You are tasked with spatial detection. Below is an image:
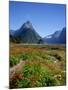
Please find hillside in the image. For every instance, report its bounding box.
[10,44,66,88]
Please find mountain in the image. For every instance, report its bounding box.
[10,30,15,36]
[10,21,44,44]
[59,27,66,44]
[43,27,66,44]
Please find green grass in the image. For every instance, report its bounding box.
[10,44,66,88]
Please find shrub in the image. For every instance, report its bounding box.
[38,74,57,86]
[17,79,30,88]
[18,53,30,60]
[23,63,41,78]
[10,56,19,67]
[54,54,62,61]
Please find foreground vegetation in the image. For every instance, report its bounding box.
[9,44,66,88]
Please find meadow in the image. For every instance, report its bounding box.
[9,44,66,88]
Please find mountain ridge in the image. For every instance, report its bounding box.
[10,21,44,44]
[10,21,66,44]
[43,27,66,44]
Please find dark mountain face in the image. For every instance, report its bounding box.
[43,27,66,44]
[52,31,61,38]
[59,27,66,44]
[10,21,44,44]
[10,30,15,36]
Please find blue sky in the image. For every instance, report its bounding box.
[9,1,66,37]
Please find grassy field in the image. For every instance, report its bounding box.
[9,44,66,89]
